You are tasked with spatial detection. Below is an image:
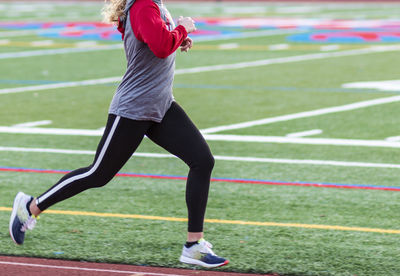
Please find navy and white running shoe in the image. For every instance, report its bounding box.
[9,192,37,245]
[179,238,229,268]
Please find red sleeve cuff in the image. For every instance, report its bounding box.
[175,25,188,39]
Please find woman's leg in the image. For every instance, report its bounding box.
[145,102,214,238]
[34,114,153,213]
[146,102,228,268]
[11,114,152,245]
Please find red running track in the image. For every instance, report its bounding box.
[0,256,275,276]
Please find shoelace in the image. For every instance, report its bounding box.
[199,239,216,255]
[20,216,37,232]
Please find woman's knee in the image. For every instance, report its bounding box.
[89,172,115,188]
[191,152,215,172]
[80,165,115,189]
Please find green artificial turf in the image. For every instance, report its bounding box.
[1,1,400,275]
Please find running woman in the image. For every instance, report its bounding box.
[9,0,228,268]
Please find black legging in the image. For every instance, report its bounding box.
[36,102,214,232]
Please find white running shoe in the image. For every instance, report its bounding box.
[179,238,229,268]
[9,192,37,245]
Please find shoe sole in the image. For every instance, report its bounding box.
[179,255,229,268]
[9,192,24,245]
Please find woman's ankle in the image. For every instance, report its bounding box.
[29,198,42,217]
[187,232,203,242]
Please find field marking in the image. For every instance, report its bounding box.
[0,28,299,41]
[0,206,399,234]
[193,44,360,52]
[193,29,304,42]
[173,45,400,75]
[0,126,104,135]
[0,28,81,38]
[0,146,96,155]
[343,79,400,92]
[0,261,184,276]
[12,120,52,128]
[30,40,55,47]
[2,146,400,169]
[205,134,400,149]
[0,41,104,48]
[0,39,10,45]
[3,166,400,192]
[218,43,239,50]
[268,43,290,51]
[0,44,123,60]
[320,45,340,52]
[3,125,400,148]
[386,136,400,142]
[1,44,400,94]
[200,94,400,133]
[75,41,98,47]
[2,125,400,149]
[0,77,121,95]
[286,129,322,137]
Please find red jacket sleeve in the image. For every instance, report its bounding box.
[130,1,188,58]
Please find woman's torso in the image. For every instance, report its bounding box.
[109,0,176,122]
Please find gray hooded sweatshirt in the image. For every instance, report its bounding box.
[109,0,185,122]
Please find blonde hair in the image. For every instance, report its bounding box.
[102,0,127,24]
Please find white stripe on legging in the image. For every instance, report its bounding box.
[36,116,121,205]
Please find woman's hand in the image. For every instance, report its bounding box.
[180,37,193,52]
[177,16,196,33]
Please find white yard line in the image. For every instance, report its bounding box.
[343,79,400,92]
[1,44,399,95]
[320,45,340,52]
[0,39,10,45]
[0,126,103,136]
[0,77,122,95]
[0,44,123,60]
[385,136,400,142]
[286,129,322,137]
[218,43,239,50]
[75,41,98,47]
[1,126,400,149]
[200,94,400,133]
[268,44,290,51]
[12,120,52,128]
[0,146,95,155]
[204,134,400,148]
[1,146,400,169]
[174,45,400,75]
[30,40,55,47]
[213,155,400,169]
